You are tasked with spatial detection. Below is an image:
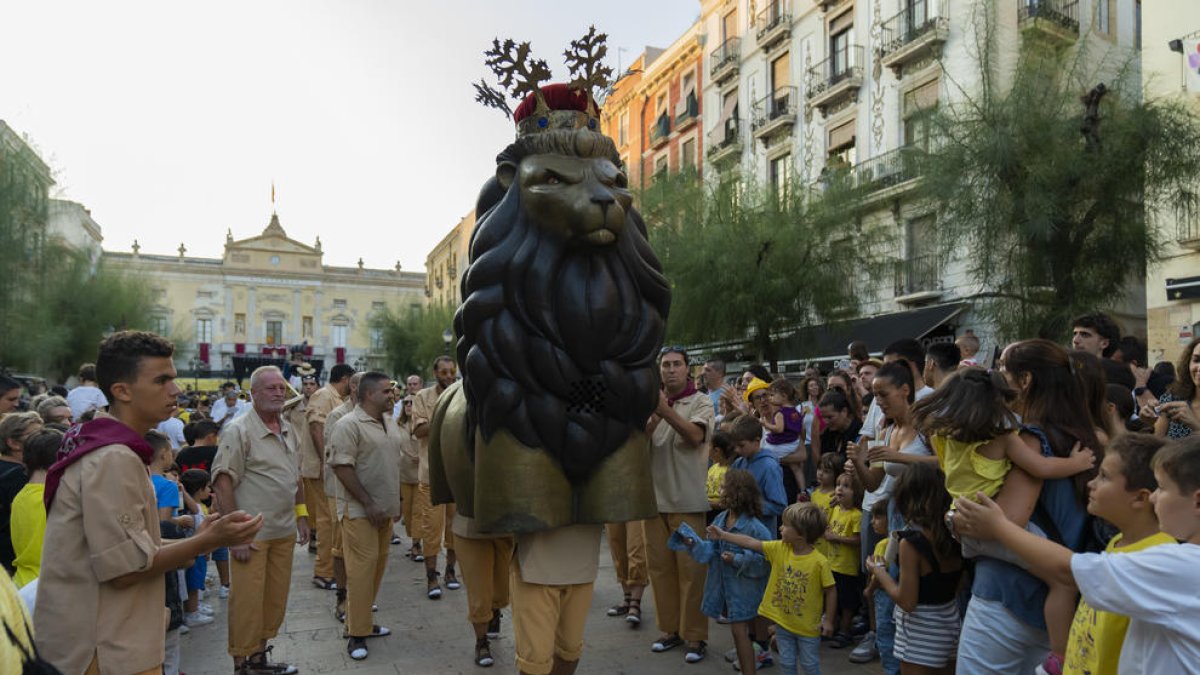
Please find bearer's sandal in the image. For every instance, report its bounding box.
[625,598,642,628]
[239,646,298,674]
[606,594,632,617]
[474,637,495,667]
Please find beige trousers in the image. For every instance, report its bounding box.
[227,536,294,656]
[644,512,709,642]
[341,516,391,637]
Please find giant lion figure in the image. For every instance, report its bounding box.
[428,86,671,533]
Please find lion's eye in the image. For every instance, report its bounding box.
[545,174,562,185]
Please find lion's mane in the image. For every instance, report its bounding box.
[454,132,671,485]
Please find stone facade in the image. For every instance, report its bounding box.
[104,213,426,374]
[692,0,1143,364]
[1142,0,1200,364]
[424,209,474,307]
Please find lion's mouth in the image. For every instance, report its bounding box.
[581,229,616,245]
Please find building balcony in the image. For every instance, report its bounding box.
[894,253,943,304]
[880,0,949,75]
[710,37,741,85]
[1018,0,1079,45]
[818,0,851,12]
[849,146,923,194]
[752,87,798,140]
[1179,208,1200,251]
[675,94,699,131]
[806,46,864,113]
[708,119,744,165]
[756,2,792,53]
[649,113,671,149]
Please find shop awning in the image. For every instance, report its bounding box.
[773,302,967,364]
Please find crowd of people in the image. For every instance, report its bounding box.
[0,310,1197,675]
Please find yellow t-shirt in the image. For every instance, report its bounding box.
[827,505,862,576]
[9,483,46,588]
[706,463,730,503]
[873,537,888,560]
[931,433,1011,500]
[1063,531,1178,675]
[758,541,835,637]
[810,488,835,558]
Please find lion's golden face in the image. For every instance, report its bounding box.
[506,153,632,246]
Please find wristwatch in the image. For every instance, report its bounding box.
[1133,386,1148,396]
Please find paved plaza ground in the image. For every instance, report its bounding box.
[181,534,877,675]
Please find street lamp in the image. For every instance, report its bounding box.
[442,328,454,355]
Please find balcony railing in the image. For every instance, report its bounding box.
[880,0,949,67]
[753,87,798,137]
[710,37,741,81]
[649,113,671,147]
[1018,0,1080,34]
[675,93,699,129]
[1178,196,1200,249]
[894,253,941,298]
[848,146,924,192]
[708,118,743,158]
[756,1,791,49]
[806,45,864,108]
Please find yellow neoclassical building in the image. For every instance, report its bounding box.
[105,212,426,376]
[424,209,475,307]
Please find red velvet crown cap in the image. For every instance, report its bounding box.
[513,83,598,123]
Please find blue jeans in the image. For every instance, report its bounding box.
[958,596,1048,674]
[775,627,821,675]
[874,588,900,675]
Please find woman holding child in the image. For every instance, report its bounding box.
[955,339,1101,675]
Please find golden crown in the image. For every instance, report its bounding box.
[474,26,614,138]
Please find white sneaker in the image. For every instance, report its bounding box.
[184,611,213,626]
[179,624,190,635]
[197,602,215,615]
[218,585,229,599]
[849,631,878,664]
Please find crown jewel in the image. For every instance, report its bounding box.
[475,26,614,138]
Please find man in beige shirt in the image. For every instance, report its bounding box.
[395,390,422,558]
[304,363,352,589]
[644,347,715,663]
[287,373,331,582]
[213,365,310,674]
[323,371,362,619]
[36,331,261,675]
[329,371,403,660]
[412,355,459,599]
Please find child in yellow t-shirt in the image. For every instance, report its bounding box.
[708,501,835,675]
[861,499,895,669]
[706,430,735,521]
[825,471,863,648]
[809,453,842,559]
[1058,435,1178,675]
[9,429,62,588]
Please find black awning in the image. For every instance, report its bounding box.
[774,302,967,363]
[1167,276,1200,301]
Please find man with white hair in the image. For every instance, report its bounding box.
[212,366,310,674]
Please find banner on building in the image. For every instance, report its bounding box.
[1186,40,1200,94]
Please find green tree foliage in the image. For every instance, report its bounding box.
[919,20,1200,340]
[2,240,152,379]
[371,302,457,377]
[641,168,886,369]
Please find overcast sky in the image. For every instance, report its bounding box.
[3,0,697,270]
